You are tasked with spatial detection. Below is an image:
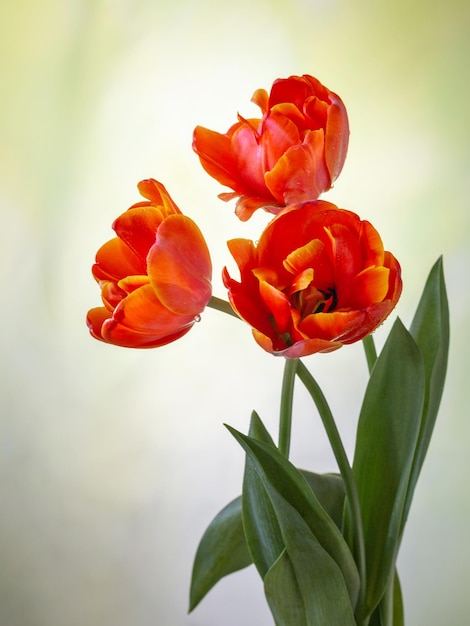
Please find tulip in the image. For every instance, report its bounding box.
[222,201,402,357]
[87,179,212,348]
[193,74,349,221]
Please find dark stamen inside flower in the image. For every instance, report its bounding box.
[291,285,337,318]
[315,288,338,313]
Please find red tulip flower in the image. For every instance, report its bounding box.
[223,201,402,358]
[193,74,349,221]
[87,179,212,348]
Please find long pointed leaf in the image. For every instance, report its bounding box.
[405,257,449,524]
[242,415,347,576]
[228,421,360,607]
[242,412,285,577]
[189,496,252,611]
[265,550,308,626]
[264,490,356,626]
[352,318,425,616]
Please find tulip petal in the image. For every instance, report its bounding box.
[384,252,403,303]
[283,239,324,275]
[223,270,275,341]
[136,179,182,217]
[300,310,367,342]
[234,196,280,222]
[112,206,165,265]
[252,328,341,358]
[193,126,244,191]
[324,96,350,182]
[338,266,390,310]
[100,280,127,309]
[322,222,363,291]
[265,130,330,204]
[93,237,144,281]
[257,280,292,334]
[303,96,328,130]
[359,220,385,266]
[87,307,113,341]
[231,123,269,196]
[251,87,269,113]
[287,268,314,295]
[226,238,257,273]
[147,214,212,316]
[262,111,302,168]
[101,284,196,348]
[269,75,317,111]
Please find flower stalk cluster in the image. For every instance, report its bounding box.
[87,74,449,626]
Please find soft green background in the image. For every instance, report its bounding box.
[1,0,468,624]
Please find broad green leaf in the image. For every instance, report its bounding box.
[405,257,449,525]
[189,496,252,611]
[265,550,308,626]
[264,488,356,626]
[301,471,345,531]
[242,412,285,578]
[228,421,360,607]
[243,458,284,578]
[352,318,425,616]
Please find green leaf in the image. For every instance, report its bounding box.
[241,412,285,578]
[392,571,404,626]
[404,257,449,524]
[264,549,308,626]
[300,470,345,531]
[352,318,425,616]
[189,496,252,611]
[368,570,404,626]
[228,418,360,608]
[264,491,356,626]
[247,409,277,447]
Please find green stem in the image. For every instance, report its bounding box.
[296,360,367,624]
[277,358,298,458]
[379,573,394,626]
[207,295,240,319]
[362,334,377,375]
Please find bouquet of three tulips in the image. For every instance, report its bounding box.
[87,74,449,625]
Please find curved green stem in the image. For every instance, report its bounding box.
[277,358,298,458]
[207,296,240,319]
[295,360,367,623]
[362,334,377,374]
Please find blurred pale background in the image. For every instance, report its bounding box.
[1,0,469,624]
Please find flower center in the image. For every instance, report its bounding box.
[291,285,337,318]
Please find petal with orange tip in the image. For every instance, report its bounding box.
[93,237,144,282]
[136,178,181,216]
[147,214,212,316]
[100,284,196,348]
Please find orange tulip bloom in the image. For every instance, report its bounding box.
[87,179,212,348]
[223,201,402,358]
[193,74,349,221]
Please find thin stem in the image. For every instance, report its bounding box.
[277,358,298,458]
[362,334,377,375]
[206,295,240,319]
[379,573,394,626]
[296,360,367,624]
